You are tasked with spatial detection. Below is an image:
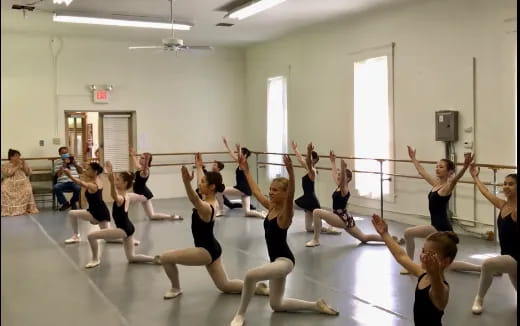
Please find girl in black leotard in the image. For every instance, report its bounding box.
[371,214,459,326]
[450,167,517,314]
[230,146,338,326]
[63,163,112,244]
[128,148,182,220]
[291,141,339,234]
[159,153,269,299]
[306,151,395,247]
[221,137,264,218]
[400,146,472,274]
[84,161,160,269]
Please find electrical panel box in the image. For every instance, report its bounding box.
[435,110,458,141]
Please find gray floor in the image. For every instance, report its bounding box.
[1,198,517,326]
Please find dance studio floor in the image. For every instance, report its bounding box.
[2,198,517,326]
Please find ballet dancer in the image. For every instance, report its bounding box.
[306,151,400,247]
[230,146,338,326]
[400,146,472,274]
[450,166,517,314]
[291,141,340,234]
[159,153,269,299]
[221,137,265,218]
[63,162,112,244]
[371,214,459,326]
[129,148,182,220]
[84,162,160,268]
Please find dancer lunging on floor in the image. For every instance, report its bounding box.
[230,146,338,326]
[450,166,517,314]
[306,151,399,247]
[400,146,472,274]
[84,162,160,268]
[160,153,269,299]
[291,141,340,234]
[63,162,112,244]
[371,214,459,326]
[129,148,182,220]
[221,137,264,218]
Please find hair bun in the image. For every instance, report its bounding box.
[217,183,226,193]
[445,231,460,244]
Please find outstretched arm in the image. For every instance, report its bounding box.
[329,150,340,186]
[407,145,437,186]
[194,153,204,186]
[63,168,98,193]
[105,161,124,206]
[238,146,271,209]
[371,214,424,277]
[181,165,212,219]
[222,136,238,162]
[129,148,141,171]
[444,152,473,194]
[306,142,316,181]
[469,162,505,209]
[278,155,295,229]
[291,141,308,171]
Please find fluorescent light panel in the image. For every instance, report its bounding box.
[53,0,74,5]
[53,14,191,30]
[227,0,287,20]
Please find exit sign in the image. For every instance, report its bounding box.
[93,90,109,104]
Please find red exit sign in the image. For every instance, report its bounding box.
[93,90,109,103]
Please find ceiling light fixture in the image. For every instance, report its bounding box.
[225,0,287,20]
[53,0,74,6]
[53,14,192,30]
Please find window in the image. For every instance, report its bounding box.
[266,76,288,179]
[353,46,394,199]
[101,114,131,172]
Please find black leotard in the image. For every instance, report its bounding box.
[428,191,453,231]
[191,205,222,263]
[133,170,153,199]
[264,216,295,264]
[234,167,252,196]
[112,198,135,237]
[294,174,320,211]
[497,212,519,261]
[85,188,111,222]
[332,190,355,228]
[413,273,449,326]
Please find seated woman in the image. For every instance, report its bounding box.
[1,149,39,217]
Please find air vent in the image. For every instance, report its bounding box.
[216,23,234,27]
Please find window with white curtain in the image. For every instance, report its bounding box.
[102,114,131,172]
[266,76,288,179]
[353,48,394,199]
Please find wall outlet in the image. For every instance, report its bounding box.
[39,140,44,146]
[52,138,61,145]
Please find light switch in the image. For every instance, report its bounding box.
[39,140,44,146]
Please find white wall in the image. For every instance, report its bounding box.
[245,0,516,233]
[1,29,246,198]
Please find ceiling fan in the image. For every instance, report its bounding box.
[128,0,213,52]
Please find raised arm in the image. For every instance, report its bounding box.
[62,168,98,193]
[278,155,295,229]
[20,159,32,176]
[329,150,339,186]
[237,146,271,209]
[222,136,238,162]
[443,152,473,194]
[469,163,504,209]
[306,142,316,181]
[105,161,124,206]
[423,252,450,311]
[339,159,350,196]
[1,163,19,177]
[291,141,308,171]
[371,214,424,277]
[129,148,142,171]
[407,145,437,186]
[194,152,204,186]
[181,165,212,219]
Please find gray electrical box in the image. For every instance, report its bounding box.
[435,110,458,141]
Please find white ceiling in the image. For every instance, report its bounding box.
[2,0,425,46]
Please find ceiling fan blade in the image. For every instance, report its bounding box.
[183,45,214,51]
[128,46,164,50]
